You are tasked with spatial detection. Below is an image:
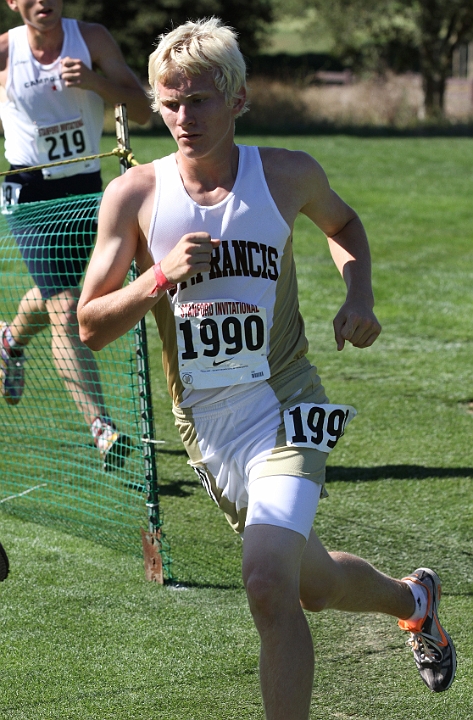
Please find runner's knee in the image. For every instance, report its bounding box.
[245,563,299,620]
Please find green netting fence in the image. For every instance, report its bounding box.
[0,191,172,579]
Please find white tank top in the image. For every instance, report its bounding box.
[148,145,309,408]
[0,19,104,178]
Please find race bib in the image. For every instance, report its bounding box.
[35,116,95,179]
[284,402,357,454]
[175,299,270,390]
[0,181,22,213]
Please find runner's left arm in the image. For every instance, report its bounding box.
[299,156,381,350]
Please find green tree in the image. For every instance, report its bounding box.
[287,0,473,120]
[416,1,473,118]
[62,0,273,78]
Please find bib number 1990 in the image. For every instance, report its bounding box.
[174,299,270,389]
[179,314,264,360]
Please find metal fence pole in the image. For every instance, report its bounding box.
[114,103,167,582]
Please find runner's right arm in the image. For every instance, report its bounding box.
[78,168,220,350]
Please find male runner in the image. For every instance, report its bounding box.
[0,0,150,470]
[77,18,456,717]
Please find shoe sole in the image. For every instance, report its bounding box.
[439,628,457,692]
[424,569,457,693]
[2,380,23,405]
[2,390,22,406]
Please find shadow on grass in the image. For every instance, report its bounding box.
[326,465,473,482]
[165,579,243,590]
[126,476,197,497]
[156,464,473,498]
[159,447,188,456]
[158,479,196,497]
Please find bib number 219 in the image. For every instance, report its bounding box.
[284,402,357,454]
[46,129,86,161]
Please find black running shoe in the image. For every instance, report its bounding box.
[93,417,133,472]
[0,322,26,406]
[102,429,133,472]
[0,541,9,581]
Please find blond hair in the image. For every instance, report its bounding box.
[148,17,248,117]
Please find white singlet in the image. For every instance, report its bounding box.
[0,19,104,178]
[149,144,309,408]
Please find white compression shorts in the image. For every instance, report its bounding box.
[245,473,322,540]
[173,358,330,535]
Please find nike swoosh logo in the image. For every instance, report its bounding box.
[212,359,246,369]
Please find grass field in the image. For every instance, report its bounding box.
[1,133,472,719]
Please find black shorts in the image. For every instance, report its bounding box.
[4,167,102,301]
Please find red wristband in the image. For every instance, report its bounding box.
[148,262,176,297]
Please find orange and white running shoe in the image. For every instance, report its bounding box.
[398,567,456,692]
